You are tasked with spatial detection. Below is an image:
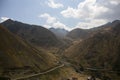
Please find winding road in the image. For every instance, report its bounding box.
[12,64,64,80]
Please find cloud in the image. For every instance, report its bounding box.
[61,0,120,29]
[110,0,119,5]
[95,0,120,21]
[61,0,109,19]
[53,21,71,30]
[75,19,107,29]
[47,0,63,8]
[43,24,51,28]
[108,0,120,4]
[39,13,71,30]
[0,17,9,23]
[39,13,56,24]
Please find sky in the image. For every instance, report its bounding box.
[0,0,120,30]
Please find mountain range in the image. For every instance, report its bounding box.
[1,19,59,47]
[0,24,57,73]
[64,20,120,79]
[49,28,68,39]
[0,19,120,80]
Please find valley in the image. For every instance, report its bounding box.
[0,19,120,80]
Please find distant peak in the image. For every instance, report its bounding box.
[112,20,120,24]
[1,19,14,23]
[72,28,86,31]
[49,27,68,31]
[6,19,14,22]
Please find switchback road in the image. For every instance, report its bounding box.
[12,64,64,80]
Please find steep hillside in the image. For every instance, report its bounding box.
[66,28,90,40]
[1,19,59,47]
[66,22,115,41]
[0,25,91,80]
[64,20,120,72]
[0,25,57,73]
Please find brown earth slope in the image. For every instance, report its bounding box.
[64,20,120,71]
[1,19,59,47]
[0,25,57,72]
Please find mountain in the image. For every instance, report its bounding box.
[1,19,59,47]
[64,20,120,77]
[0,24,57,74]
[0,25,90,80]
[49,28,69,39]
[66,28,90,40]
[66,22,114,41]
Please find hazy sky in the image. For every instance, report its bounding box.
[0,0,120,30]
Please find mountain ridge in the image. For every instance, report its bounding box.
[49,27,69,39]
[1,19,59,47]
[64,20,120,71]
[0,24,57,72]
